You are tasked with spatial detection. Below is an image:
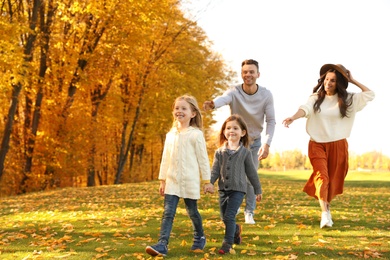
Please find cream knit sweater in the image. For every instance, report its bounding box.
[159,126,211,200]
[300,90,375,142]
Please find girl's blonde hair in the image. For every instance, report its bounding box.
[172,95,203,129]
[219,114,249,147]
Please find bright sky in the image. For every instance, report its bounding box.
[183,0,390,156]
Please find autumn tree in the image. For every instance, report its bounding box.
[0,0,231,195]
[0,0,50,194]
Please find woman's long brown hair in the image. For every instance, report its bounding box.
[312,69,353,118]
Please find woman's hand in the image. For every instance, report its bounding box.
[282,117,294,128]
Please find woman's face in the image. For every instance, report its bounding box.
[324,72,337,95]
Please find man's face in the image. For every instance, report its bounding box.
[241,64,260,86]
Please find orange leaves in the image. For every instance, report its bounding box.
[0,173,389,259]
[94,246,113,259]
[252,235,260,241]
[112,231,123,237]
[296,223,308,229]
[1,232,28,243]
[275,246,292,252]
[270,253,298,259]
[77,237,96,245]
[228,247,236,254]
[84,231,104,238]
[342,249,384,258]
[291,235,302,246]
[61,223,74,233]
[180,239,187,247]
[207,246,217,255]
[264,224,276,230]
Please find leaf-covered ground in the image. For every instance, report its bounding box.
[0,170,389,259]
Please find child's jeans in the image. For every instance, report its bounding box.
[158,194,204,245]
[219,190,245,244]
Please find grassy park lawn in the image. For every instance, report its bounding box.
[0,170,389,259]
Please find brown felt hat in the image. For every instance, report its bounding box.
[320,64,349,88]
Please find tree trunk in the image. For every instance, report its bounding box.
[0,0,41,181]
[0,84,23,179]
[24,0,55,188]
[115,83,146,184]
[87,82,111,186]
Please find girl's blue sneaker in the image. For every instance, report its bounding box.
[146,243,168,256]
[190,236,206,251]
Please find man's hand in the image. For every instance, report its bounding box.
[258,144,270,160]
[203,101,215,111]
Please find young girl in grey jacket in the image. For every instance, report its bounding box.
[210,114,262,254]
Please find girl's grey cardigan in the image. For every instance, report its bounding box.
[210,144,262,195]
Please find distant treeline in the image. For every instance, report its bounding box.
[259,150,390,171]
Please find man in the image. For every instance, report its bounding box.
[203,59,276,224]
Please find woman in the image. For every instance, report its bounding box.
[282,64,375,228]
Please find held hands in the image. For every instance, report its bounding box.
[159,181,166,196]
[204,183,214,194]
[160,180,214,195]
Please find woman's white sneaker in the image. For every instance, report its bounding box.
[327,210,333,226]
[320,211,332,228]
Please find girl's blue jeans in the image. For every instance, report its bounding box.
[219,190,245,244]
[158,194,203,245]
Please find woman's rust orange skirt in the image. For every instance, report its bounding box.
[303,139,349,203]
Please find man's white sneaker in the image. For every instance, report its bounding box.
[320,211,332,228]
[244,212,255,224]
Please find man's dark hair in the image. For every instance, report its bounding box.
[241,59,259,71]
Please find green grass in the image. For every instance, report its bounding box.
[0,170,389,259]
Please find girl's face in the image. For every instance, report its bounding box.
[324,72,337,95]
[224,120,246,142]
[173,100,196,125]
